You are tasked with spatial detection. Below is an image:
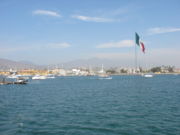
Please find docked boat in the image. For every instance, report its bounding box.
[7,74,19,79]
[14,77,28,84]
[32,75,47,80]
[46,74,55,79]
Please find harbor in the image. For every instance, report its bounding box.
[1,75,180,135]
[0,65,180,85]
[0,0,180,134]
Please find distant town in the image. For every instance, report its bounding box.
[1,58,180,77]
[0,65,179,77]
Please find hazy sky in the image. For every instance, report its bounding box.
[0,0,180,67]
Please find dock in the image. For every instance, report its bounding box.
[0,81,27,85]
[0,78,28,85]
[0,81,12,85]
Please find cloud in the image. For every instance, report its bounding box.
[147,27,180,35]
[96,40,134,48]
[71,15,113,22]
[33,10,61,17]
[48,42,71,48]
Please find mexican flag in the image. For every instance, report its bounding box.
[135,32,145,53]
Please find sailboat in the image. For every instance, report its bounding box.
[98,64,112,79]
[135,33,153,78]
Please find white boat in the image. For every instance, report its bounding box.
[47,76,55,79]
[7,74,21,79]
[143,74,153,78]
[98,64,112,79]
[32,75,47,80]
[7,75,18,79]
[46,74,55,79]
[98,76,112,80]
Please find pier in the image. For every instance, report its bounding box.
[0,78,27,85]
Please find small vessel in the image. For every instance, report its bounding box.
[143,74,153,78]
[47,76,55,79]
[7,74,29,79]
[98,76,112,80]
[32,75,47,80]
[46,74,55,79]
[98,64,112,79]
[14,77,28,84]
[7,74,19,79]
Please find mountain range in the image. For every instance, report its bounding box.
[1,57,172,70]
[0,57,132,70]
[0,58,40,70]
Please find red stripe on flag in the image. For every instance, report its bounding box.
[140,42,145,53]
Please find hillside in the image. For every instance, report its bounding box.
[0,58,40,70]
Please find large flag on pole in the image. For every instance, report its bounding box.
[135,32,145,53]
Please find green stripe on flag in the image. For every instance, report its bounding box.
[135,32,140,46]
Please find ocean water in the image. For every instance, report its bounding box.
[0,75,180,135]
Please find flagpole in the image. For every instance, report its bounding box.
[135,32,140,74]
[135,41,137,74]
[135,33,145,74]
[135,34,137,74]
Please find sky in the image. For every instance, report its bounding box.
[0,0,180,67]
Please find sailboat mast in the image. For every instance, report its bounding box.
[102,64,104,73]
